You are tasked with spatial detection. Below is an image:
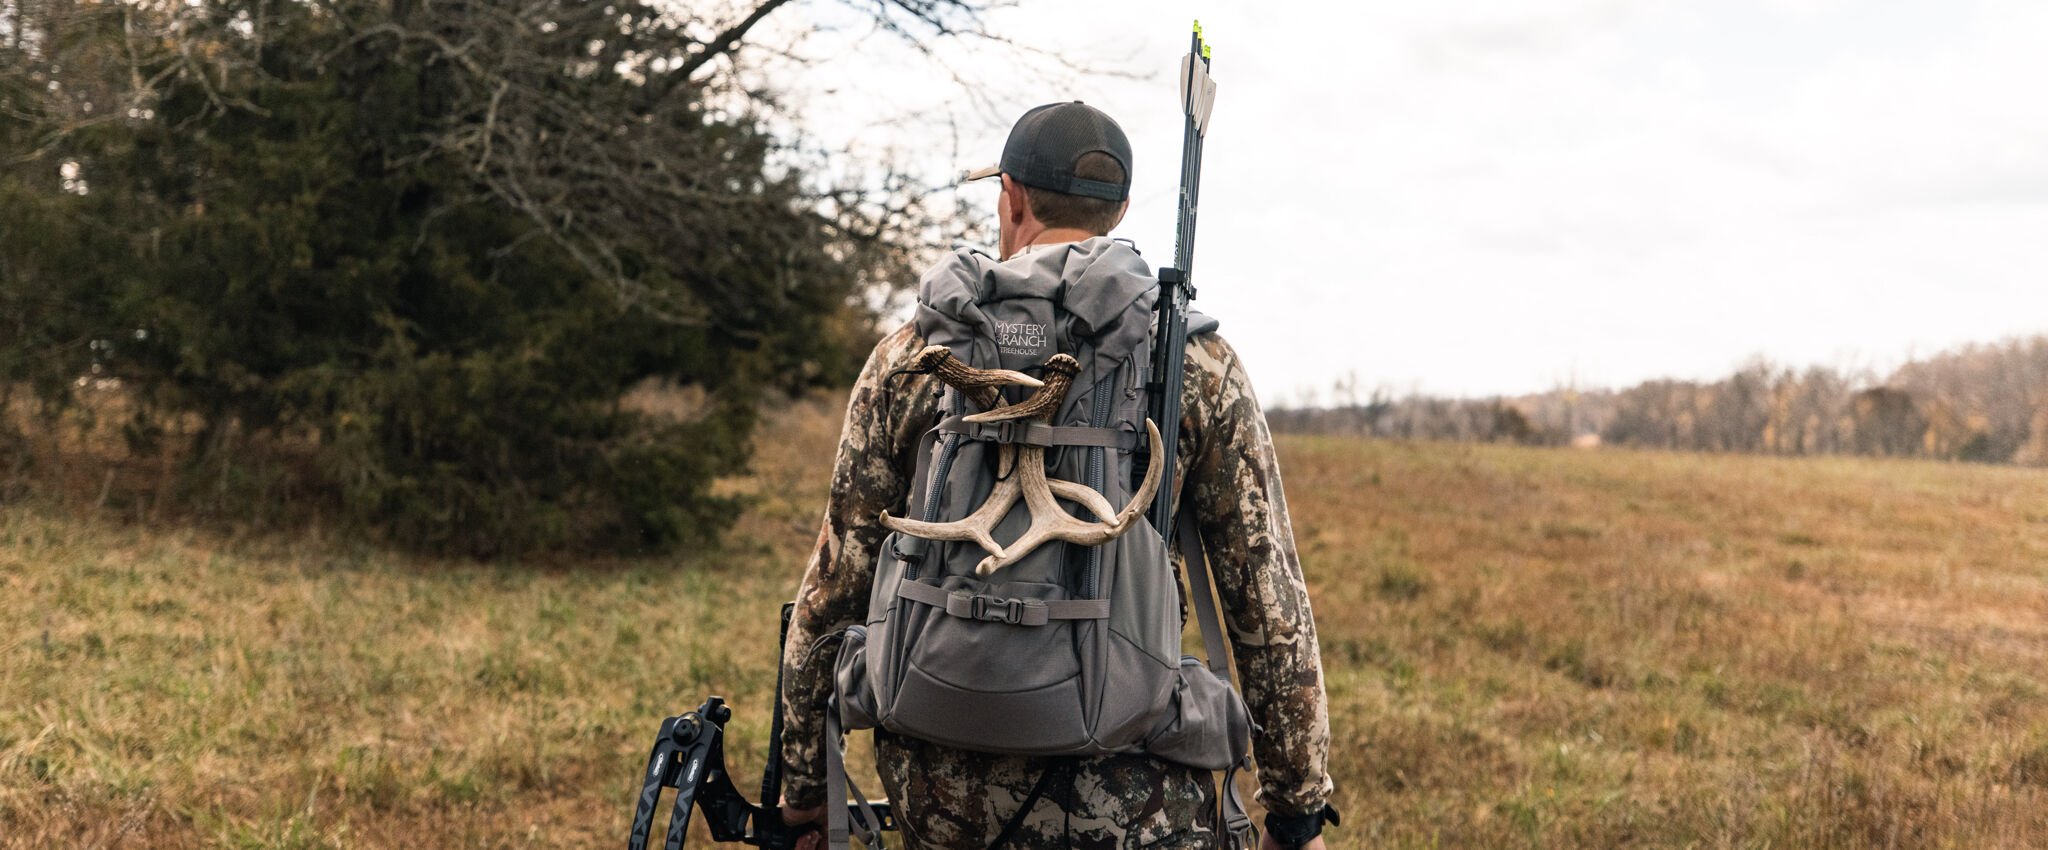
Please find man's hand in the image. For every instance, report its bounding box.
[1259,832,1327,850]
[779,800,825,850]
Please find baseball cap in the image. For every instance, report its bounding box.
[962,102,1132,202]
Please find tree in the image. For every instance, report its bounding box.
[0,0,998,553]
[1849,388,1926,458]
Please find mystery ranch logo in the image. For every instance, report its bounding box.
[994,320,1050,357]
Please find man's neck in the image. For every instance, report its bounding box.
[1005,227,1100,259]
[1031,227,1099,247]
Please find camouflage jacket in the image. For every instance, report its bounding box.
[779,321,1333,834]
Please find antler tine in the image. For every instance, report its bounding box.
[912,345,1041,410]
[879,487,1011,558]
[963,354,1080,424]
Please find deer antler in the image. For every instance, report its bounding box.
[882,349,1164,577]
[905,345,1039,410]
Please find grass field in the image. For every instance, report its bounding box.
[6,395,2048,848]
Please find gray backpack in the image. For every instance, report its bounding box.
[828,238,1252,846]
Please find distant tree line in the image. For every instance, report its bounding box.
[1,0,995,554]
[1270,336,2048,465]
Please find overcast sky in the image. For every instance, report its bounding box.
[751,0,2048,401]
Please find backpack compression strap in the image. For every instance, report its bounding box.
[936,416,1140,450]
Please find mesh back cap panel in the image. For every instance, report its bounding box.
[997,102,1133,202]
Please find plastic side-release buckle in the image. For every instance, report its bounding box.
[968,595,1026,625]
[983,419,1046,446]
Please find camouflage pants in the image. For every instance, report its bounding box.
[873,731,1218,850]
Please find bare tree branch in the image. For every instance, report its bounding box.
[677,0,796,81]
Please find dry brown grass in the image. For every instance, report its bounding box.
[1291,437,2048,848]
[5,393,2047,848]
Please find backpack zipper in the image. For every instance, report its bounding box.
[1081,368,1116,598]
[909,389,966,581]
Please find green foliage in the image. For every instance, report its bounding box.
[0,0,881,553]
[1953,431,1999,464]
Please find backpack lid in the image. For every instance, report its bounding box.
[914,237,1158,370]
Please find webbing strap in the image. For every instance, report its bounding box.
[824,708,882,850]
[1177,511,1261,849]
[847,774,884,849]
[1175,511,1232,677]
[826,708,849,850]
[897,580,1111,626]
[1220,758,1258,849]
[936,415,1138,450]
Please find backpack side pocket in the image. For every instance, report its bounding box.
[833,625,881,731]
[1142,656,1251,771]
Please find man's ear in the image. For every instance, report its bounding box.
[1001,174,1029,226]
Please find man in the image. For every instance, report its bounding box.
[778,102,1334,850]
